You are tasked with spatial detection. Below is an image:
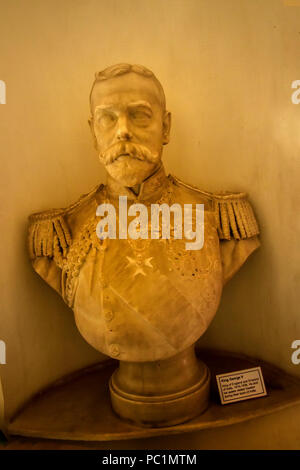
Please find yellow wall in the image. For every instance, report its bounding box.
[0,0,299,448]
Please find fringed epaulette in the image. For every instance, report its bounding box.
[28,208,71,266]
[171,175,259,240]
[212,191,259,240]
[28,183,102,266]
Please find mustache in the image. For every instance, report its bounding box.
[100,142,158,165]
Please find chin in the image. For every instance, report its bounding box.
[105,158,159,187]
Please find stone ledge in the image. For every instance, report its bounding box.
[7,349,300,441]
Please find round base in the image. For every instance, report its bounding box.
[109,361,210,428]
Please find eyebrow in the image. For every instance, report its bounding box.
[94,104,116,112]
[127,101,152,111]
[94,101,153,113]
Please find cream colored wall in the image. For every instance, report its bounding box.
[0,0,299,448]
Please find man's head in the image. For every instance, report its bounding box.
[89,64,171,187]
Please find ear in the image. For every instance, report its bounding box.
[162,111,171,145]
[88,116,98,150]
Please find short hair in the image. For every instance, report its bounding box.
[89,63,166,113]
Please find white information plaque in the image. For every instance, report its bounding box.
[216,367,267,405]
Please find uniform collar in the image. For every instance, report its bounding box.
[105,163,168,202]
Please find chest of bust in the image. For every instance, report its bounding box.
[71,210,223,362]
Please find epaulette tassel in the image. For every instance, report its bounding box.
[215,198,259,240]
[28,215,71,260]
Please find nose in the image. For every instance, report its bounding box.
[116,115,132,141]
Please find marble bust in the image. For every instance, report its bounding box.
[28,63,260,427]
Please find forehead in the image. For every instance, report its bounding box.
[90,72,163,113]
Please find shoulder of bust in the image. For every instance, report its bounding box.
[28,183,104,260]
[169,174,260,240]
[28,183,103,224]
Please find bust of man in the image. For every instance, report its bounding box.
[28,63,260,427]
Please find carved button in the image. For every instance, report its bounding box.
[104,310,114,322]
[109,344,120,357]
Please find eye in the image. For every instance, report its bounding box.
[97,112,117,129]
[130,110,152,126]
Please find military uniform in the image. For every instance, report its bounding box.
[28,165,260,362]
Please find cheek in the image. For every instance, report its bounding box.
[137,123,163,145]
[94,128,113,149]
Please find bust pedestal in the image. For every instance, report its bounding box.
[109,344,210,427]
